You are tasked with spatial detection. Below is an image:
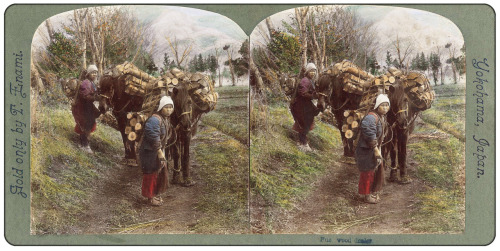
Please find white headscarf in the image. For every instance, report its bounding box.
[87,64,98,73]
[374,94,390,109]
[305,63,317,73]
[157,96,174,112]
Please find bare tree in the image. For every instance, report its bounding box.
[71,8,89,69]
[295,6,309,77]
[391,35,415,72]
[213,43,223,87]
[165,35,194,69]
[223,44,236,86]
[445,42,457,84]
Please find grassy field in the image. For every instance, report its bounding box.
[250,100,342,210]
[201,86,248,145]
[31,103,123,234]
[192,86,250,233]
[406,84,466,233]
[420,84,465,141]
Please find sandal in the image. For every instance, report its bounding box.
[364,194,379,204]
[149,197,163,206]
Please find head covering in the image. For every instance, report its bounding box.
[87,64,98,73]
[305,63,317,73]
[157,96,174,112]
[374,94,390,109]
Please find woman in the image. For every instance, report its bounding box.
[290,63,320,151]
[355,94,390,204]
[72,64,104,153]
[139,96,174,206]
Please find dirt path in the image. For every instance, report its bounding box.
[74,131,207,234]
[270,147,426,234]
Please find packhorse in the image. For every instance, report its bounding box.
[315,73,362,158]
[383,75,430,183]
[169,83,211,186]
[99,74,145,164]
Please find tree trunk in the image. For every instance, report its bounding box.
[249,55,263,92]
[440,66,444,85]
[226,49,236,86]
[295,7,309,77]
[265,17,275,35]
[45,19,55,44]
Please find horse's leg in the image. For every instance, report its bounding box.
[182,131,194,186]
[114,112,130,162]
[388,138,398,182]
[334,111,349,157]
[171,139,182,185]
[398,131,410,183]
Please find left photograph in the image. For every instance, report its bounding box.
[30,5,249,234]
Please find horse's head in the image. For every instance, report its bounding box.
[388,79,411,130]
[97,75,118,111]
[172,83,192,131]
[315,73,334,112]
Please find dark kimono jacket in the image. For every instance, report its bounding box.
[290,77,319,133]
[72,79,100,134]
[355,112,383,172]
[139,114,169,174]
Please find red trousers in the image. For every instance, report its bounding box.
[358,170,375,195]
[142,173,158,199]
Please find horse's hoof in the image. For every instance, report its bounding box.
[127,159,138,167]
[399,176,412,184]
[182,179,196,187]
[171,175,183,185]
[389,172,399,183]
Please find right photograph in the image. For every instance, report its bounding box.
[249,5,465,234]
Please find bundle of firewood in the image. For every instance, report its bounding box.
[279,74,299,97]
[403,72,435,110]
[342,109,365,139]
[325,60,375,95]
[189,72,218,112]
[60,78,80,98]
[124,112,147,142]
[108,62,158,97]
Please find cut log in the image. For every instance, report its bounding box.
[165,72,175,79]
[351,120,359,129]
[129,118,137,127]
[344,110,351,117]
[347,116,354,124]
[125,126,132,135]
[128,132,137,141]
[135,123,142,131]
[342,124,349,132]
[345,130,354,139]
[127,113,134,119]
[389,76,396,84]
[165,77,172,84]
[171,78,179,85]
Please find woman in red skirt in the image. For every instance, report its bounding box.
[139,96,174,206]
[355,94,390,204]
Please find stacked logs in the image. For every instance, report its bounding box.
[61,78,80,98]
[279,74,299,97]
[403,72,435,110]
[110,62,157,96]
[326,60,375,95]
[342,109,365,139]
[125,112,147,143]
